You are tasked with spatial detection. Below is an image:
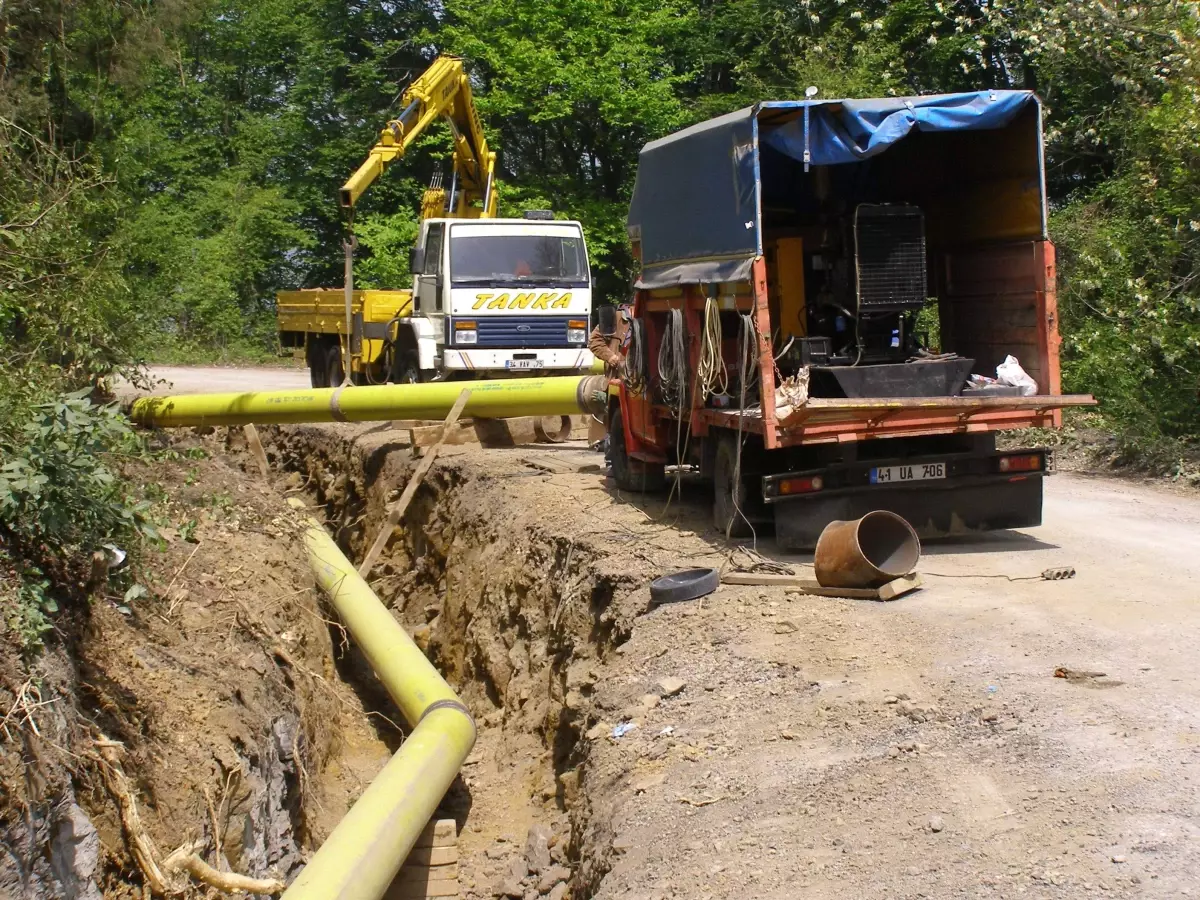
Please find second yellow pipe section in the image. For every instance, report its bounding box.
[285,500,476,900]
[131,374,608,428]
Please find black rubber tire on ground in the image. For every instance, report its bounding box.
[324,344,344,388]
[649,567,720,605]
[610,406,666,493]
[713,431,760,538]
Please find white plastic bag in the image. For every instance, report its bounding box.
[995,355,1038,397]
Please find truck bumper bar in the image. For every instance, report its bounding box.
[764,450,1050,550]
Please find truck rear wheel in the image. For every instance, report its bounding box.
[308,340,330,388]
[324,344,344,388]
[713,432,764,538]
[610,407,665,493]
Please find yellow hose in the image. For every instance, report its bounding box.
[285,502,475,900]
[130,375,608,428]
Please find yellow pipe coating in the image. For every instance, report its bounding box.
[130,374,607,428]
[284,504,476,900]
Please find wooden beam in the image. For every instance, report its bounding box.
[720,571,922,601]
[359,390,470,579]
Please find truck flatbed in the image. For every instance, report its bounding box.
[684,393,1096,447]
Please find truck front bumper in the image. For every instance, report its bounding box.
[442,348,596,372]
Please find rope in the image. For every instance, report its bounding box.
[697,296,728,400]
[657,307,688,407]
[624,318,647,392]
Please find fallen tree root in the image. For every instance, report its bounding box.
[95,738,285,895]
[164,847,285,895]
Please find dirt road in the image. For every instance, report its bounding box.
[119,364,312,397]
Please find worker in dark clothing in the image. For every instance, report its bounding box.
[588,305,631,470]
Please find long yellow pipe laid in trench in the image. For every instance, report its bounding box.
[130,374,608,428]
[284,500,476,900]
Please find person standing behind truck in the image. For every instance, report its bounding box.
[588,304,631,468]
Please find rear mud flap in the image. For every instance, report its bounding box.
[772,476,1044,551]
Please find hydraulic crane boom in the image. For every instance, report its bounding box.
[340,55,497,219]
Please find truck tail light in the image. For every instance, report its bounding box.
[778,475,824,495]
[998,454,1042,473]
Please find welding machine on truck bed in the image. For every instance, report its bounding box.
[607,91,1096,549]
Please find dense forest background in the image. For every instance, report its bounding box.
[2,0,1199,445]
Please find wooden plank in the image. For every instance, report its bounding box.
[721,571,922,601]
[876,573,923,601]
[411,819,457,848]
[402,846,457,866]
[359,391,470,578]
[243,424,270,477]
[395,863,458,883]
[408,416,544,449]
[384,881,459,900]
[522,454,576,475]
[721,572,810,587]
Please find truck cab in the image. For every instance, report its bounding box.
[403,215,595,377]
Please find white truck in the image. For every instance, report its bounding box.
[276,55,595,385]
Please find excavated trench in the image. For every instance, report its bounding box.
[266,423,651,899]
[0,422,652,900]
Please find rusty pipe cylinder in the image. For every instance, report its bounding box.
[814,511,921,589]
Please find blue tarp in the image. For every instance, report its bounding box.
[627,108,759,289]
[627,90,1040,289]
[763,91,1036,166]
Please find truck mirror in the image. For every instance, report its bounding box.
[598,305,616,334]
[409,247,426,274]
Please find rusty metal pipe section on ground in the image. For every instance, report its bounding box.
[129,375,609,429]
[814,511,921,589]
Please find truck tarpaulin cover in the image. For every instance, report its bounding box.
[628,90,1038,290]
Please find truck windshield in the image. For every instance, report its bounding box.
[450,233,588,285]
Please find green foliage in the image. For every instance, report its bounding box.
[2,0,1200,452]
[0,389,156,647]
[355,210,421,289]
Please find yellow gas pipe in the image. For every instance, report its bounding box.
[283,501,475,900]
[130,374,609,428]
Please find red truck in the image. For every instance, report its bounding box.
[606,91,1095,549]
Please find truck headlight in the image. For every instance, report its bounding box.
[567,320,588,344]
[455,321,478,344]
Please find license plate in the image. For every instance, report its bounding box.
[870,462,946,484]
[505,359,544,369]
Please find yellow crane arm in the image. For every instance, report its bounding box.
[340,55,497,218]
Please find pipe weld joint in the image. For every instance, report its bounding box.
[419,698,477,735]
[330,386,349,422]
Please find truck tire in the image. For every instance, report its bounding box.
[610,407,666,493]
[324,344,344,388]
[393,350,421,385]
[309,340,330,388]
[713,432,763,538]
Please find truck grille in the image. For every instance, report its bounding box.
[854,204,928,313]
[457,316,570,348]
